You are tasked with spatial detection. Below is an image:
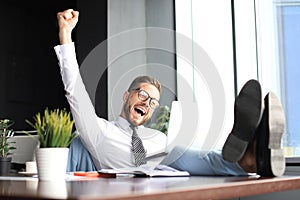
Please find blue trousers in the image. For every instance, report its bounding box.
[67,137,97,172]
[67,138,247,176]
[161,146,247,176]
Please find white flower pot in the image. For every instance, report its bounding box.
[36,148,69,181]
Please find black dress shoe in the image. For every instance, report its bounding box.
[222,79,263,162]
[256,92,285,177]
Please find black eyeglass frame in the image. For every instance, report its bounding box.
[132,88,160,109]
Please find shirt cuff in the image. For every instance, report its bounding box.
[54,42,76,61]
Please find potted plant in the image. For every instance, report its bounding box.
[150,105,170,135]
[26,108,78,181]
[0,119,15,175]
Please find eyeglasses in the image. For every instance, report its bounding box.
[133,89,160,109]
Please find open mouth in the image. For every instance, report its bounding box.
[134,107,146,116]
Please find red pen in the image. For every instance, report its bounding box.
[74,171,116,178]
[74,171,100,177]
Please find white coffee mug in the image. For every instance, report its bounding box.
[26,161,37,173]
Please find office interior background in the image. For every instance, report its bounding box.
[0,0,299,159]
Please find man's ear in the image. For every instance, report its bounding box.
[123,91,129,102]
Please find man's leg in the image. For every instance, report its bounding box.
[162,146,248,176]
[67,137,97,172]
[163,80,286,177]
[162,79,262,176]
[226,91,286,177]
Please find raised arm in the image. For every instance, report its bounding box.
[57,9,79,44]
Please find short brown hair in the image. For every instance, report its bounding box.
[127,75,162,94]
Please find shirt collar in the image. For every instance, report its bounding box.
[115,116,144,133]
[115,116,132,133]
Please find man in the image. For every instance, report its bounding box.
[55,9,166,170]
[55,9,285,177]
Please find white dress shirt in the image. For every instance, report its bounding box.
[54,43,167,169]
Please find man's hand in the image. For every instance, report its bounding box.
[57,9,79,44]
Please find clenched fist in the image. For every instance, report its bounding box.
[57,9,79,44]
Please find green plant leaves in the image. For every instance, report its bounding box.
[26,108,78,148]
[150,105,170,135]
[0,119,15,157]
[0,119,14,130]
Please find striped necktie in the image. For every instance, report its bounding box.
[130,125,146,166]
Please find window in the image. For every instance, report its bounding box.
[245,0,300,157]
[175,0,235,150]
[176,0,300,158]
[275,1,300,156]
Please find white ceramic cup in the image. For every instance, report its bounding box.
[26,161,37,173]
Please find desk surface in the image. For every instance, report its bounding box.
[1,175,300,200]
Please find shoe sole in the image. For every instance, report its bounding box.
[268,92,286,176]
[222,79,263,162]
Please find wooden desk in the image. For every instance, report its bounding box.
[0,175,300,200]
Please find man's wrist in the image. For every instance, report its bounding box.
[59,29,72,44]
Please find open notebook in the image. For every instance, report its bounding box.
[98,164,189,177]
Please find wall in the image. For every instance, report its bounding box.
[0,0,174,129]
[76,0,108,118]
[0,1,76,130]
[107,0,176,123]
[0,0,108,130]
